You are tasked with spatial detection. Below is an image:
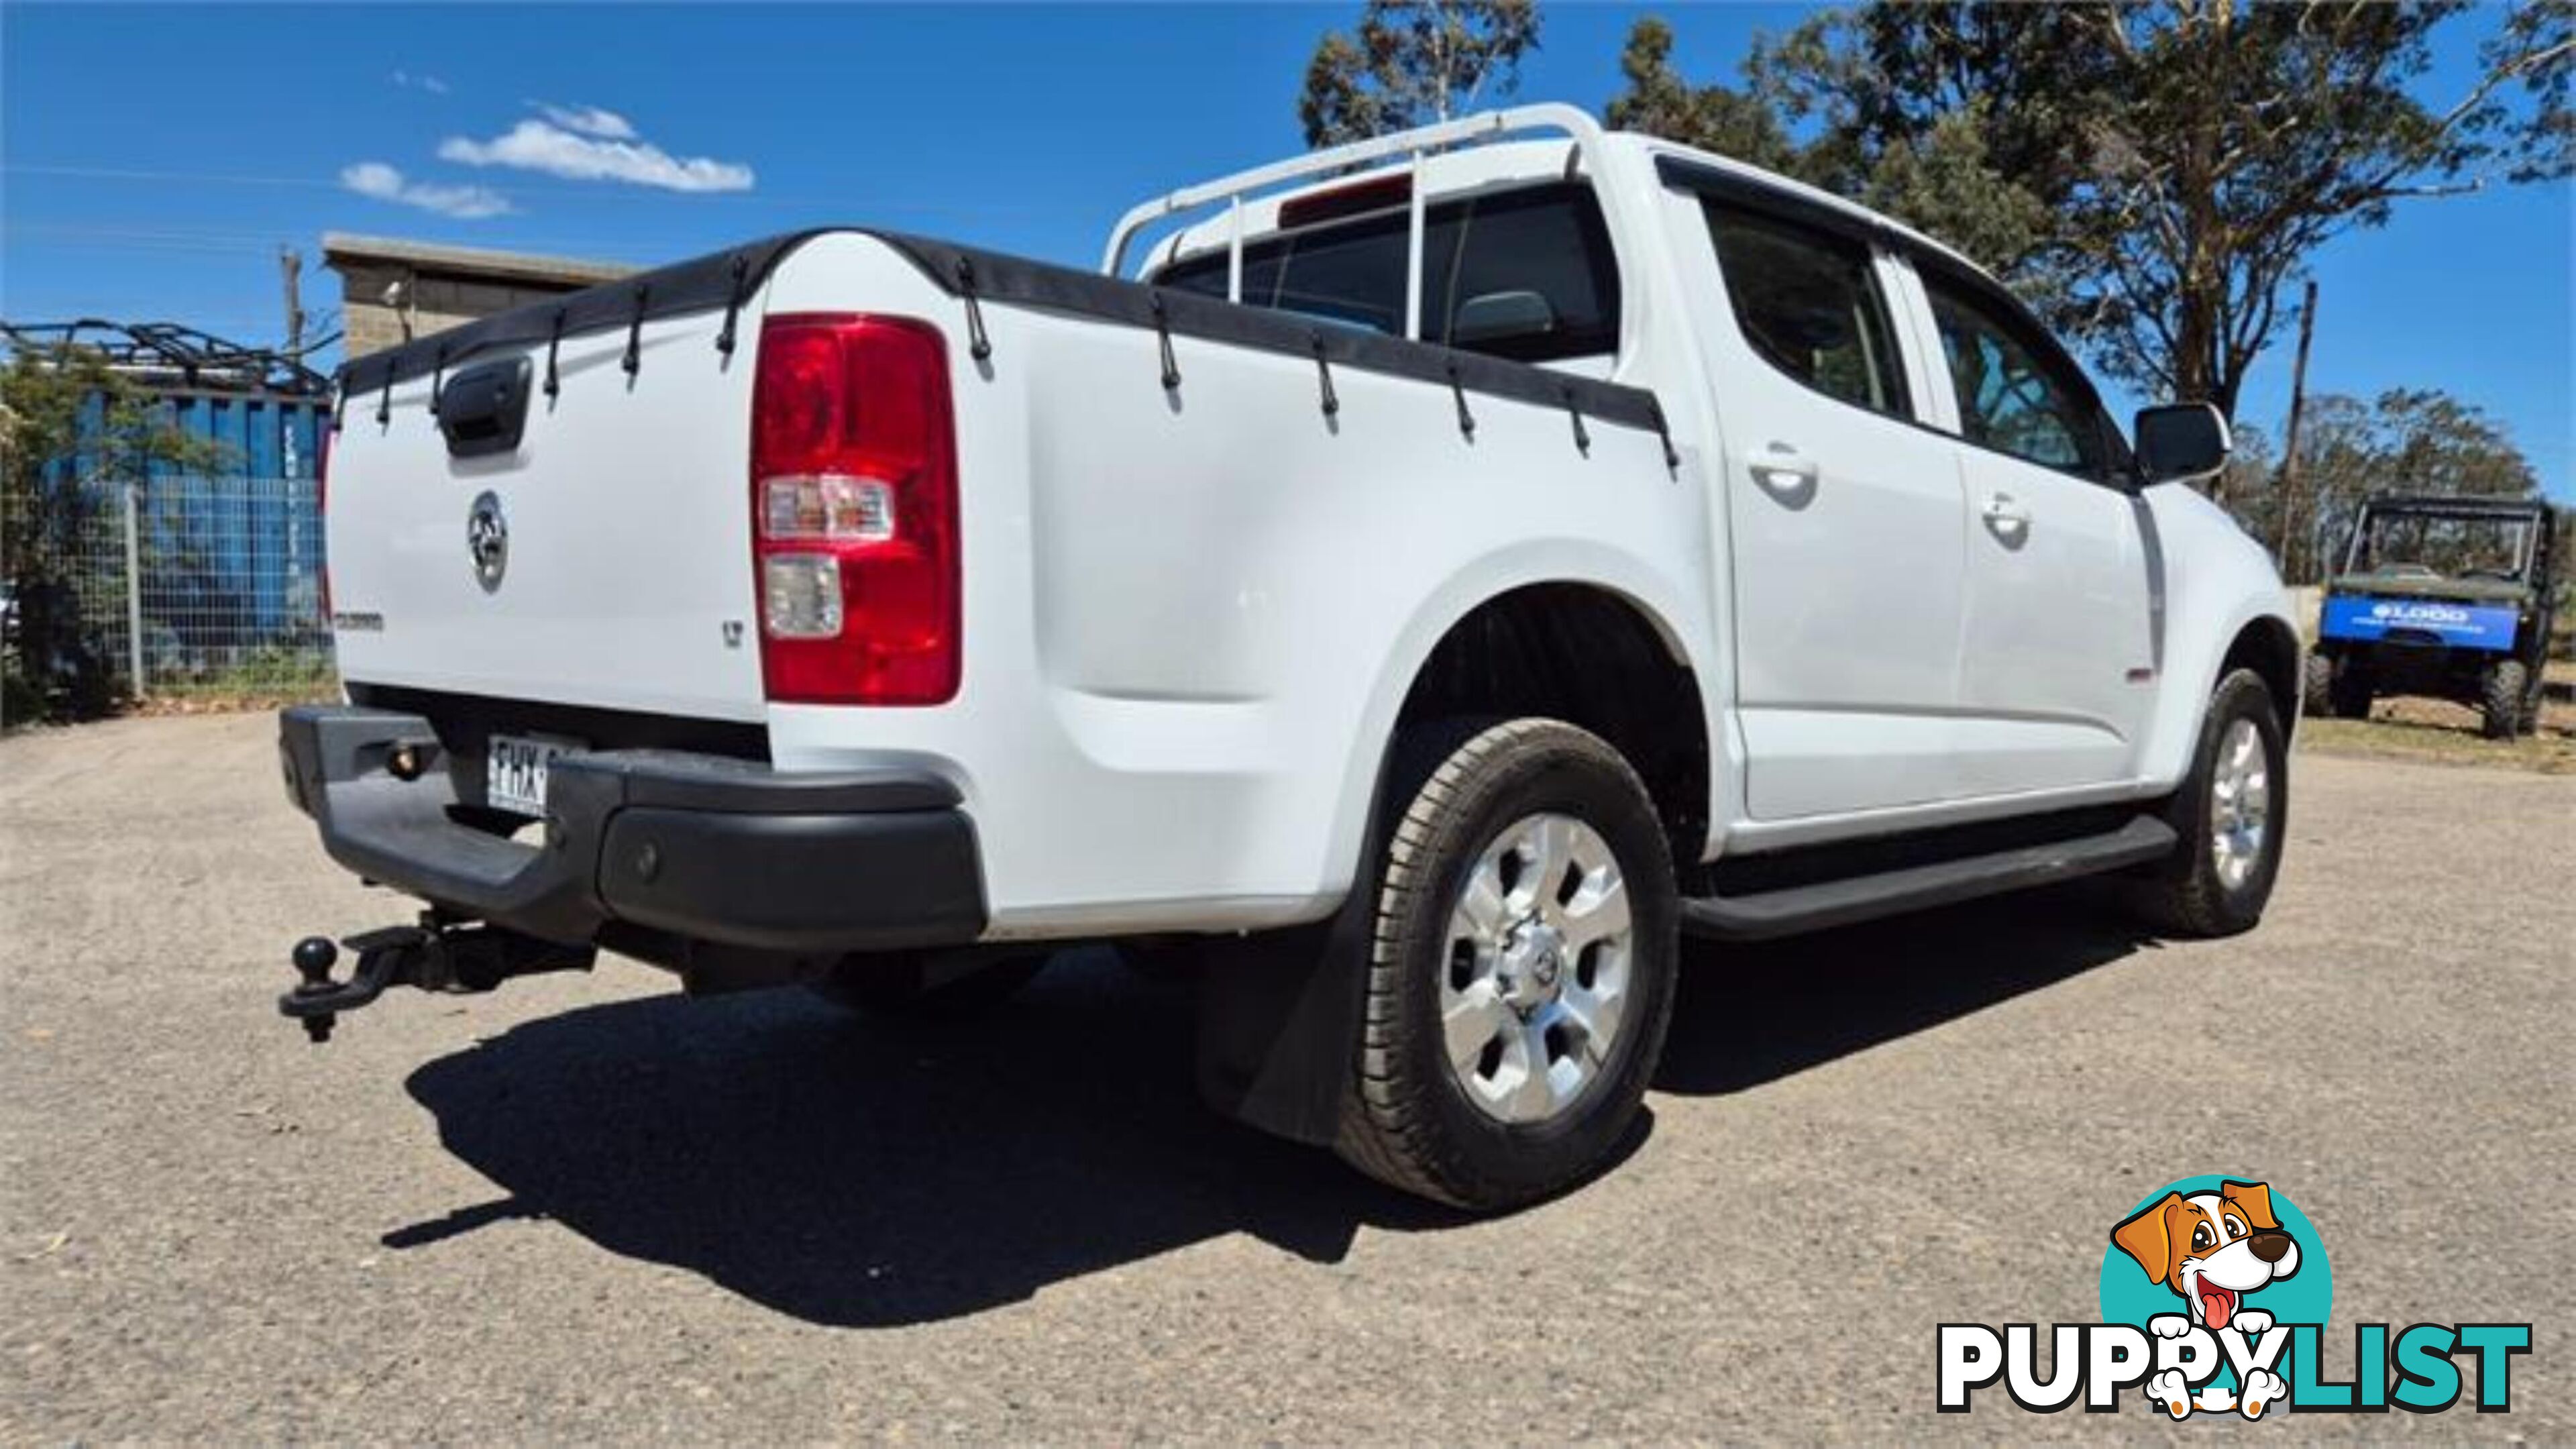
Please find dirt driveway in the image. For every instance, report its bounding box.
[4,713,2570,1440]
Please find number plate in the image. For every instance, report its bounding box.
[486,734,572,817]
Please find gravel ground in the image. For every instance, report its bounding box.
[3,712,2570,1442]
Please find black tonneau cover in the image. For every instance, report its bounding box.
[335,229,1672,447]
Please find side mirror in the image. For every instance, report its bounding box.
[2134,402,2231,488]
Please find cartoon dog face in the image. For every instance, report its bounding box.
[2112,1180,2300,1331]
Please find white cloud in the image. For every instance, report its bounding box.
[531,102,635,140]
[437,115,753,193]
[390,69,450,95]
[339,161,511,219]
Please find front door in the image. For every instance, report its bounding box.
[1918,267,2155,795]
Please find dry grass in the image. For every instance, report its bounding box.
[2298,692,2576,775]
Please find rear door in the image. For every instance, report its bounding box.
[1913,262,2155,794]
[1689,193,1965,819]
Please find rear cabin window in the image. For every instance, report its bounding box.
[1156,182,1621,364]
[1700,199,1910,418]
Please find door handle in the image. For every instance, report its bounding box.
[1982,492,2031,537]
[1750,442,1819,498]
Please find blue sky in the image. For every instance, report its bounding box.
[4,3,2567,498]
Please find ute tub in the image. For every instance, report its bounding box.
[277,704,986,952]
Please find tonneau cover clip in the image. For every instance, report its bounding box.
[715,252,750,358]
[543,308,566,400]
[621,282,649,378]
[953,256,992,362]
[1151,292,1181,391]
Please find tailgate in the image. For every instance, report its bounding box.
[327,288,765,722]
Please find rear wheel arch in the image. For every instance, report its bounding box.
[1387,582,1713,867]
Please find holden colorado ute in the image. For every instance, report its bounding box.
[278,106,2300,1209]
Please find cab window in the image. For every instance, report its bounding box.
[1700,199,1910,417]
[1924,278,2106,476]
[1156,182,1621,364]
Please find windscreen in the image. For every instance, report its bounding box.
[1156,181,1621,364]
[2349,509,2534,582]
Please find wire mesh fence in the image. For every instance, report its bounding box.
[28,474,335,702]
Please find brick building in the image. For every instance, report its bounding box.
[322,233,635,359]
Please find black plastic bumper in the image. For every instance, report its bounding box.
[277,704,986,953]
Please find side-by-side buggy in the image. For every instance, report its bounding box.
[2304,494,2559,738]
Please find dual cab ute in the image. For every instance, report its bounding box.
[280,106,2300,1208]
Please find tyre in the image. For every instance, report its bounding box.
[2481,659,2530,741]
[807,950,1046,1019]
[1334,718,1679,1211]
[2327,659,2374,720]
[2131,668,2288,938]
[2300,651,2335,719]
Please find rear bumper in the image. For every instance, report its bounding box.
[278,704,986,952]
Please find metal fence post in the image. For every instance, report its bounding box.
[121,482,145,698]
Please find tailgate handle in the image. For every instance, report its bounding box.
[437,356,533,459]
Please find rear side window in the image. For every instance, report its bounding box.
[1924,279,2106,476]
[1701,199,1909,417]
[1157,182,1621,364]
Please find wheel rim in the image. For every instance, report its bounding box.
[1439,812,1634,1125]
[2208,717,2271,892]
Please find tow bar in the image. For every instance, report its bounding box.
[280,917,594,1043]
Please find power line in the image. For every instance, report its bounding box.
[3,221,653,259]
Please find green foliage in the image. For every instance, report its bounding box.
[151,643,337,700]
[1,345,225,720]
[1605,2,2573,421]
[2226,388,2542,583]
[1300,0,1541,147]
[1605,17,1801,174]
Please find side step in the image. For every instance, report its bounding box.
[1679,814,2177,942]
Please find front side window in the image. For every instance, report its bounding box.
[1700,199,1909,417]
[1155,182,1621,363]
[1925,279,2105,476]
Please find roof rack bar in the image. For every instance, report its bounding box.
[1226,195,1245,305]
[1403,148,1427,340]
[1100,102,1613,280]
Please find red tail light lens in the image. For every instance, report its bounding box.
[751,314,961,704]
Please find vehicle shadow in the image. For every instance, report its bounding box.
[1658,880,2155,1095]
[392,888,2151,1328]
[394,947,1461,1328]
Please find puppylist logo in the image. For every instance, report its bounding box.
[1939,1176,2532,1419]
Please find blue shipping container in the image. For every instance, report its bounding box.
[69,387,334,637]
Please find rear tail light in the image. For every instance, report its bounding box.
[750,314,961,704]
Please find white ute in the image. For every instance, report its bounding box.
[279,106,2298,1208]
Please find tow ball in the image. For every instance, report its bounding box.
[280,918,594,1043]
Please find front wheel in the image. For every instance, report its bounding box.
[1334,719,1679,1211]
[2301,651,2335,718]
[2130,668,2288,938]
[2481,659,2531,741]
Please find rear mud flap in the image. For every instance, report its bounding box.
[1191,892,1375,1148]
